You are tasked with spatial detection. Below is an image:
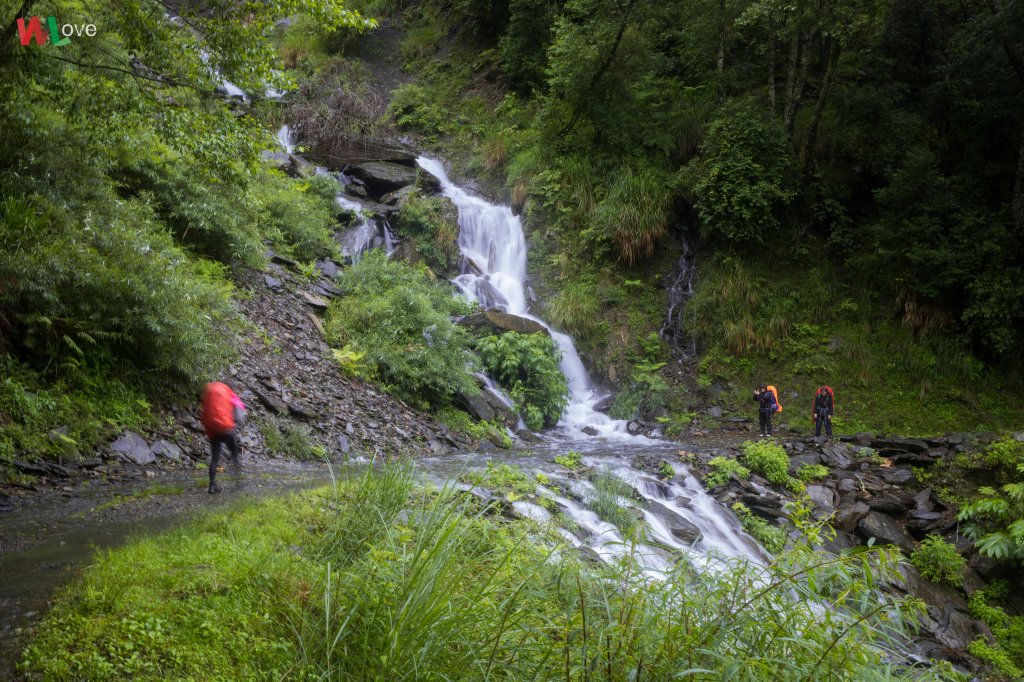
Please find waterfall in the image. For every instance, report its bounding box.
[417,157,642,440]
[275,124,294,154]
[660,236,696,356]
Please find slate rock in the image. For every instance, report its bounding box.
[819,443,853,470]
[868,494,905,516]
[647,500,702,543]
[110,431,155,465]
[834,501,870,532]
[457,310,549,336]
[581,426,599,436]
[878,467,915,485]
[315,259,339,278]
[150,440,183,461]
[252,387,287,415]
[347,161,417,198]
[516,429,543,443]
[301,292,330,312]
[592,395,614,413]
[857,511,916,554]
[806,484,836,513]
[264,275,282,289]
[789,452,822,472]
[709,405,724,418]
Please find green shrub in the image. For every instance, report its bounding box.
[463,462,535,501]
[390,191,460,274]
[705,456,751,488]
[733,502,786,554]
[797,464,830,482]
[476,332,569,430]
[324,252,478,409]
[593,162,673,265]
[983,437,1024,479]
[740,440,792,487]
[258,171,339,261]
[910,535,965,587]
[388,83,453,139]
[968,582,1024,678]
[657,461,675,480]
[958,476,1024,564]
[554,450,583,470]
[260,418,325,461]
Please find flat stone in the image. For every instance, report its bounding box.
[150,440,183,461]
[647,500,702,543]
[878,467,915,485]
[868,494,905,515]
[789,453,822,472]
[834,501,870,532]
[806,485,836,513]
[287,402,318,420]
[871,437,929,453]
[912,487,934,511]
[347,161,417,199]
[857,511,916,554]
[110,431,155,466]
[271,253,299,268]
[315,259,339,278]
[301,292,330,311]
[252,387,287,415]
[853,432,874,446]
[457,310,549,336]
[516,429,543,443]
[819,443,853,470]
[264,275,282,289]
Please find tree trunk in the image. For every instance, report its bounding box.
[801,39,839,171]
[784,38,810,135]
[767,18,777,112]
[1014,133,1024,232]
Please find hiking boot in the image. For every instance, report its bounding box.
[208,483,222,494]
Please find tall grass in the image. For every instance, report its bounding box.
[24,464,957,681]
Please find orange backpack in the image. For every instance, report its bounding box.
[766,385,782,413]
[201,382,235,437]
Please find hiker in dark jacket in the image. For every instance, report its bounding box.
[753,385,777,437]
[812,387,834,438]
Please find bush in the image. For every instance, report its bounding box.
[462,462,535,501]
[910,535,965,587]
[740,440,792,487]
[797,464,830,482]
[390,191,460,274]
[733,502,786,554]
[324,253,478,409]
[983,437,1024,479]
[705,456,751,488]
[476,332,569,430]
[957,476,1024,564]
[593,162,673,264]
[260,417,325,461]
[554,450,583,470]
[682,100,797,245]
[585,470,640,535]
[258,171,340,261]
[657,461,675,480]
[968,582,1024,678]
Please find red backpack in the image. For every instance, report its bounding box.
[201,382,236,437]
[811,386,835,417]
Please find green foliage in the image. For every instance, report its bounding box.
[593,162,673,265]
[23,465,936,682]
[585,470,640,535]
[258,172,340,261]
[910,536,966,587]
[968,582,1024,679]
[554,450,584,471]
[740,440,793,487]
[388,83,454,140]
[705,456,751,488]
[324,252,478,409]
[957,471,1024,564]
[259,418,325,461]
[610,333,672,420]
[682,101,797,246]
[797,464,830,482]
[476,332,569,430]
[463,462,535,501]
[657,461,675,480]
[434,406,509,445]
[733,502,786,554]
[390,190,460,274]
[983,437,1024,479]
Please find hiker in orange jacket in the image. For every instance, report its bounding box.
[200,381,247,494]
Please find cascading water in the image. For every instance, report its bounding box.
[660,236,697,356]
[276,124,295,154]
[417,157,638,440]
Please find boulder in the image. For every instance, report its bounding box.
[878,466,915,485]
[457,310,549,336]
[150,440,183,461]
[315,259,340,278]
[789,452,822,472]
[647,500,702,543]
[857,511,916,554]
[311,134,417,167]
[805,485,836,514]
[301,292,330,312]
[252,387,287,415]
[871,437,929,454]
[465,279,509,310]
[380,185,415,207]
[893,564,976,651]
[819,443,853,470]
[592,395,614,413]
[264,275,283,289]
[457,388,496,422]
[517,429,544,443]
[347,161,418,199]
[868,494,905,516]
[581,426,599,436]
[834,501,870,532]
[110,431,155,465]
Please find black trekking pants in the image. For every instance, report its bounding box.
[209,431,239,486]
[815,410,832,437]
[758,411,773,436]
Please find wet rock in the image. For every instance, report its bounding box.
[13,460,71,478]
[857,511,916,554]
[789,453,822,472]
[819,443,853,470]
[878,467,915,485]
[805,485,836,514]
[834,501,870,532]
[311,134,417,168]
[872,437,929,454]
[315,259,339,278]
[893,564,977,652]
[347,161,417,199]
[581,426,599,436]
[457,388,496,422]
[627,421,643,435]
[592,395,614,413]
[252,386,287,415]
[457,310,549,336]
[150,440,183,461]
[109,431,156,465]
[868,494,905,516]
[264,275,282,289]
[516,429,543,443]
[381,185,415,206]
[647,500,702,543]
[837,476,860,493]
[301,292,330,312]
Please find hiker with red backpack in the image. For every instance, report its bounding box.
[812,386,835,438]
[753,384,780,437]
[201,381,247,494]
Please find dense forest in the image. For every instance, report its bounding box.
[3,0,1024,679]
